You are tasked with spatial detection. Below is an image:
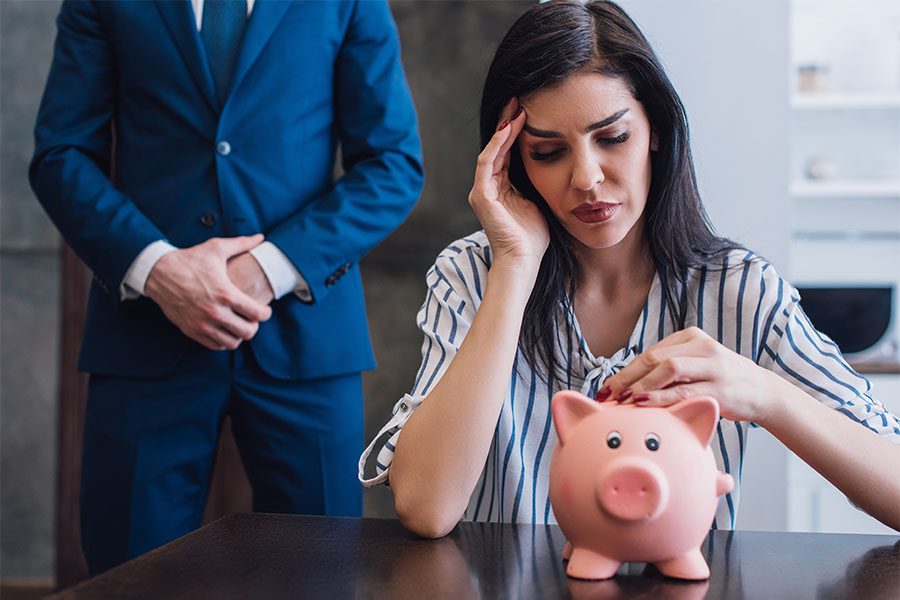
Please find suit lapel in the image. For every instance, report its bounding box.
[155,0,218,113]
[229,0,291,100]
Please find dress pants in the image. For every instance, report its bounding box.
[80,345,363,575]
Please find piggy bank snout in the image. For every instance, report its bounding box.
[596,458,669,522]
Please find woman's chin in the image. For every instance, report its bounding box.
[565,224,631,251]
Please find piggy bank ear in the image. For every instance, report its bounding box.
[667,396,720,446]
[551,390,602,446]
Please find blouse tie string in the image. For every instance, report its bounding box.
[577,345,638,399]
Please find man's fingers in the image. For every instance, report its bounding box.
[213,234,265,258]
[209,328,242,351]
[190,330,230,352]
[200,317,247,349]
[214,309,259,342]
[225,284,273,322]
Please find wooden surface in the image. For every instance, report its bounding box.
[51,514,900,600]
[849,360,900,375]
[56,245,91,588]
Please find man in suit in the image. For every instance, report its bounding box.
[30,0,423,575]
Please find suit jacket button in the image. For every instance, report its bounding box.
[200,211,218,227]
[216,141,231,156]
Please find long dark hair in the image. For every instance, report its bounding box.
[479,0,741,386]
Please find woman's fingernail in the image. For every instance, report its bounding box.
[498,120,510,131]
[596,386,612,401]
[513,107,524,119]
[616,389,632,402]
[634,394,651,403]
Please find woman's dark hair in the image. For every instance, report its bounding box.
[479,0,741,385]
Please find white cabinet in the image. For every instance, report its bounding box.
[789,0,900,288]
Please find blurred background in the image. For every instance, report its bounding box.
[2,0,899,593]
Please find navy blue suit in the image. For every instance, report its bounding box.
[30,0,423,574]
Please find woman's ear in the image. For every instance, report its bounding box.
[650,130,659,151]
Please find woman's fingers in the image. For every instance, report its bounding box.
[493,106,526,174]
[599,332,719,401]
[631,382,714,408]
[496,97,518,128]
[472,98,524,194]
[473,118,516,193]
[619,356,711,404]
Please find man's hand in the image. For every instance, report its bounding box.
[227,252,275,306]
[145,235,272,351]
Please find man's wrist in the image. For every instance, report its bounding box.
[121,240,178,300]
[249,241,301,300]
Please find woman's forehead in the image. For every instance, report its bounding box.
[521,73,637,131]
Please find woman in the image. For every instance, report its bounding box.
[358,0,900,538]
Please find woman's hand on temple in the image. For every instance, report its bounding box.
[598,327,783,423]
[468,98,550,271]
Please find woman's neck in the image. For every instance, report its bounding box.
[574,220,655,302]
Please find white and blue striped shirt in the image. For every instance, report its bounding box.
[359,231,900,529]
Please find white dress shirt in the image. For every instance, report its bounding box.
[121,0,311,302]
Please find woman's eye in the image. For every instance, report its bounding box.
[529,132,630,161]
[530,148,563,162]
[597,131,630,147]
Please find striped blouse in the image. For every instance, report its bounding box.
[358,231,900,529]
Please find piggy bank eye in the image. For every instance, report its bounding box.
[606,431,622,449]
[645,433,660,452]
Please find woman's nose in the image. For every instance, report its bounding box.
[570,155,605,191]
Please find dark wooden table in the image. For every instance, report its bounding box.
[50,513,900,599]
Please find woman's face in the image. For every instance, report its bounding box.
[518,72,657,250]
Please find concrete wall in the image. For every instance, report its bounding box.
[1,0,64,580]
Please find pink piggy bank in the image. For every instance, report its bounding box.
[549,390,734,581]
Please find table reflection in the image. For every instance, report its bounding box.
[817,540,900,599]
[355,535,479,600]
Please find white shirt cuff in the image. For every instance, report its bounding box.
[120,240,178,300]
[249,241,312,302]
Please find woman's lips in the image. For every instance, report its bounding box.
[571,202,620,224]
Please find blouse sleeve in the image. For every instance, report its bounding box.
[756,270,900,443]
[358,241,487,487]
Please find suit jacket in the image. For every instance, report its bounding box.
[30,0,423,380]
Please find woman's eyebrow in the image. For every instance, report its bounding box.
[522,108,630,138]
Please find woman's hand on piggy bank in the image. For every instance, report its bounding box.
[598,327,783,423]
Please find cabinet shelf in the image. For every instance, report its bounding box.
[789,180,900,198]
[791,92,900,109]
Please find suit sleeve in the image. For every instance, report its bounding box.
[265,0,424,304]
[29,0,165,302]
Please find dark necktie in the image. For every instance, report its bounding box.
[200,0,248,105]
